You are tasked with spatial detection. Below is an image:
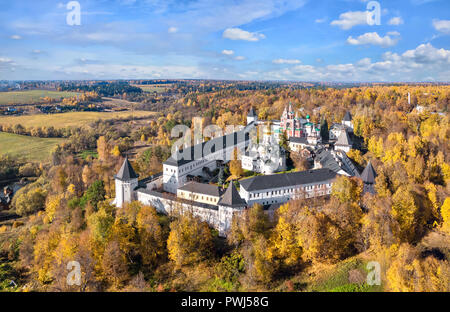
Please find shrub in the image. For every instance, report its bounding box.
[18,163,39,177]
[12,180,47,216]
[12,221,24,228]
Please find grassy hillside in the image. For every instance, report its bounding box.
[0,111,156,129]
[0,90,80,105]
[0,132,64,161]
[278,257,385,292]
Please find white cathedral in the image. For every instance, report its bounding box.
[241,118,287,174]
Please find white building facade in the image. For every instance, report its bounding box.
[239,168,337,207]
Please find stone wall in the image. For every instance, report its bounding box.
[136,189,227,235]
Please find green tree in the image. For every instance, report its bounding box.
[320,118,329,142]
[218,166,225,186]
[84,180,106,211]
[279,132,289,151]
[87,204,115,245]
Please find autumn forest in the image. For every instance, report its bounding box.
[0,82,449,292]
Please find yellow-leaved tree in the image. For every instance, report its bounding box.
[229,148,243,180]
[111,145,121,157]
[136,205,165,268]
[441,197,450,233]
[44,194,63,224]
[269,203,302,266]
[383,132,407,164]
[97,136,111,162]
[167,211,213,267]
[331,176,362,204]
[391,186,418,243]
[387,244,450,292]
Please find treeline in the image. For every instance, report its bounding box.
[1,124,78,138]
[185,85,449,127]
[0,115,154,139]
[59,82,142,97]
[0,155,41,183]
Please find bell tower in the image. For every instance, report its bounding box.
[247,107,257,125]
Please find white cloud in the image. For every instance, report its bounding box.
[387,31,400,36]
[401,43,450,64]
[273,58,301,64]
[331,11,368,30]
[238,70,259,78]
[388,17,404,25]
[315,18,326,23]
[222,49,235,55]
[357,58,372,67]
[262,43,450,82]
[433,19,450,34]
[0,58,13,63]
[168,26,178,33]
[10,35,22,40]
[53,63,206,79]
[82,32,134,43]
[223,27,265,41]
[235,56,245,61]
[347,32,399,47]
[0,57,16,73]
[6,43,450,82]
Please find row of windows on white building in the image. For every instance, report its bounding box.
[247,183,332,199]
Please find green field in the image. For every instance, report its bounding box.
[0,90,80,106]
[0,132,64,161]
[0,111,156,129]
[132,84,171,94]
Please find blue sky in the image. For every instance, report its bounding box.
[0,0,449,81]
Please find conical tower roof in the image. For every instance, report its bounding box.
[248,107,256,117]
[361,161,377,184]
[343,111,352,122]
[336,129,352,146]
[218,182,247,208]
[115,157,139,181]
